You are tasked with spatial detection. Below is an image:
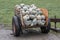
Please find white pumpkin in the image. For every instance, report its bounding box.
[36,8,42,15]
[33,18,37,24]
[36,15,41,20]
[20,3,25,8]
[21,10,26,15]
[37,20,45,25]
[28,8,33,12]
[41,15,45,19]
[23,6,28,11]
[20,3,25,6]
[31,23,34,26]
[41,22,45,25]
[41,20,45,23]
[25,5,30,9]
[31,4,37,9]
[24,21,32,26]
[22,10,29,15]
[23,15,29,21]
[32,10,36,14]
[37,20,41,25]
[26,11,29,14]
[36,8,40,11]
[31,18,37,26]
[41,20,45,25]
[29,15,35,19]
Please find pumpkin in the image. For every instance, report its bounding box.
[15,4,46,26]
[36,15,41,20]
[41,15,45,19]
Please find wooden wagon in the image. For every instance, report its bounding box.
[12,5,51,36]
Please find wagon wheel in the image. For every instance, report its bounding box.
[40,8,50,33]
[40,19,51,33]
[12,16,22,37]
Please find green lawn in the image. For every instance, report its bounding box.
[0,0,60,27]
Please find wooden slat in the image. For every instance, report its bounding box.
[50,18,60,22]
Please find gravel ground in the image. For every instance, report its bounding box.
[0,29,60,40]
[0,25,60,40]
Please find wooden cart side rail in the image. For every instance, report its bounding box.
[50,18,60,32]
[50,18,60,22]
[50,16,60,29]
[20,10,25,27]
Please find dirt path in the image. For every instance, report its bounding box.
[0,29,60,40]
[0,24,60,40]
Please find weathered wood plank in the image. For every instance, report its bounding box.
[50,18,60,22]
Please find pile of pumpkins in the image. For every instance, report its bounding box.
[15,4,46,26]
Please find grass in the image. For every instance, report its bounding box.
[0,0,60,27]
